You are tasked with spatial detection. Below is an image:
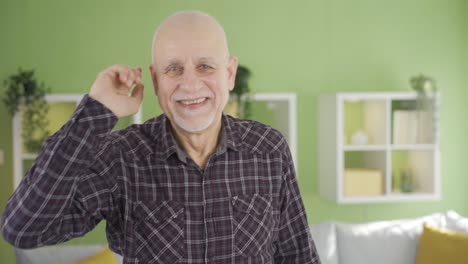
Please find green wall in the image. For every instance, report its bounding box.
[1,0,468,262]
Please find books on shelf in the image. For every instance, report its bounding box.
[393,110,433,144]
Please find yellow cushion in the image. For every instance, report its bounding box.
[63,246,117,264]
[416,224,468,264]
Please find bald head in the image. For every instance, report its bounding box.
[147,11,238,136]
[151,11,230,64]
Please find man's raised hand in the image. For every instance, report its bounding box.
[89,65,144,118]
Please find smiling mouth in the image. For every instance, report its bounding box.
[178,97,208,105]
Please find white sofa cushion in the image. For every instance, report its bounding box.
[335,212,447,264]
[446,210,468,233]
[15,245,123,264]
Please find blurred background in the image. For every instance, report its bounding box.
[1,0,467,262]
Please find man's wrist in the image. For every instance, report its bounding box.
[75,94,119,133]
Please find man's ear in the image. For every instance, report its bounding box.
[148,64,159,95]
[227,56,238,92]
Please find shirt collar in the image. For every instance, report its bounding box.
[157,115,180,160]
[222,113,242,152]
[156,114,242,162]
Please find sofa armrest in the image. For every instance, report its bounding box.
[310,222,339,264]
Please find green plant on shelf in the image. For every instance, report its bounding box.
[409,74,439,143]
[2,69,50,153]
[226,64,252,119]
[400,168,414,193]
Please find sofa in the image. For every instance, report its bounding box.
[15,245,123,264]
[15,211,468,264]
[309,210,468,264]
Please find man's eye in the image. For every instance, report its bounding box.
[165,66,182,75]
[167,66,178,72]
[199,64,214,71]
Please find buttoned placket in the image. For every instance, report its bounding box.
[199,155,218,264]
[171,122,229,263]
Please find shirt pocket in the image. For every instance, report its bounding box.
[132,200,185,263]
[231,193,273,257]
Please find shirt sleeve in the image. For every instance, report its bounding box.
[1,95,122,249]
[274,142,321,264]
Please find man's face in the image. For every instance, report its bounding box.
[150,23,237,134]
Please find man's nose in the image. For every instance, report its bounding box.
[179,68,203,92]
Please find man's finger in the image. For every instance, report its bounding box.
[130,67,143,85]
[124,67,143,88]
[131,83,144,101]
[106,64,132,86]
[136,67,143,84]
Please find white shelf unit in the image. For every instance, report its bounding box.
[318,92,440,203]
[13,94,142,189]
[247,93,298,171]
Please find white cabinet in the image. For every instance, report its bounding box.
[248,93,297,169]
[13,94,142,189]
[318,92,440,203]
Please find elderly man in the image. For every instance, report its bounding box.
[2,11,320,263]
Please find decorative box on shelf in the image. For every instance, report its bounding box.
[344,169,384,197]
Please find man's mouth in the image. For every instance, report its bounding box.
[179,97,207,105]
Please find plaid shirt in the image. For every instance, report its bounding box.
[2,95,320,264]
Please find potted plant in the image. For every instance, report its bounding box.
[3,69,50,152]
[225,64,252,119]
[409,74,438,143]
